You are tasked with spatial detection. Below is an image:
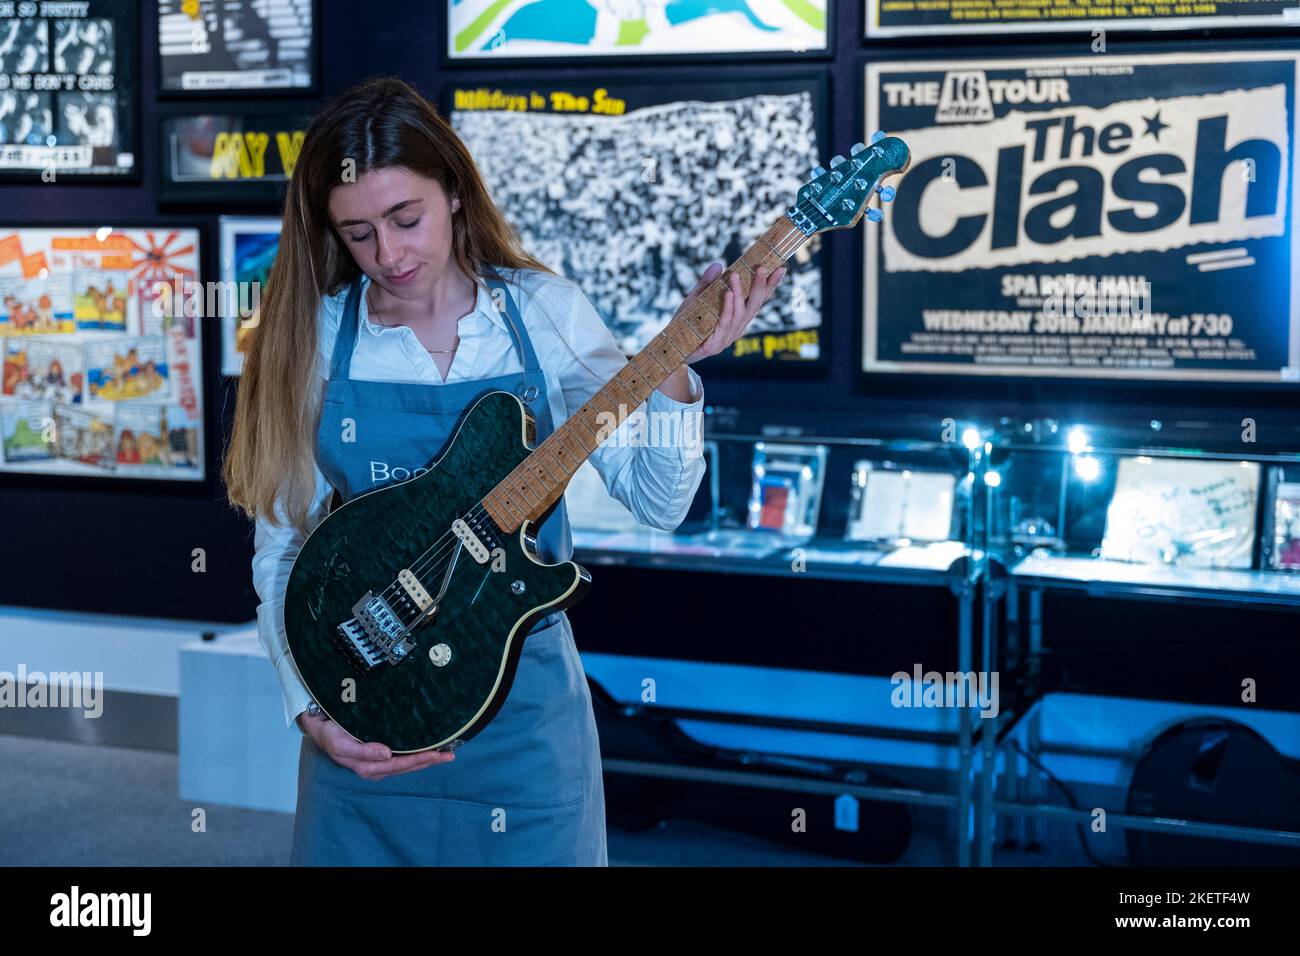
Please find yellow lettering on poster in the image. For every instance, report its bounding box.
[276,131,305,177]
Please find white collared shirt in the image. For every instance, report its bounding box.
[251,266,707,730]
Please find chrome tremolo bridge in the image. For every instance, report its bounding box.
[336,592,416,670]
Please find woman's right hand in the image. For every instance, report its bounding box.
[297,711,455,780]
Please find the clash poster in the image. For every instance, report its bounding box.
[863,53,1300,382]
[866,0,1300,37]
[0,0,137,180]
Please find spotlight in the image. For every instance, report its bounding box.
[962,427,980,450]
[1074,455,1101,482]
[1067,428,1089,454]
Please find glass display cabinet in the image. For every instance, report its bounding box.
[564,405,996,864]
[977,416,1300,866]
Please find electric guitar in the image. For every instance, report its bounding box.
[284,132,911,752]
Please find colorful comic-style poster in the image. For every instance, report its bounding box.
[863,53,1300,382]
[0,227,203,479]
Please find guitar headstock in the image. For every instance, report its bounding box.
[787,130,910,237]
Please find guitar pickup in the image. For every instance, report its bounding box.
[451,518,491,563]
[398,568,435,611]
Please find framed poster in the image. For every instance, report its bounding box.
[0,225,205,481]
[863,52,1300,383]
[444,72,828,370]
[866,0,1300,38]
[159,109,310,204]
[445,0,829,63]
[219,216,279,376]
[157,0,316,94]
[0,0,137,181]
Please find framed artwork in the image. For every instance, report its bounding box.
[0,225,205,481]
[862,51,1300,383]
[0,0,138,181]
[157,0,316,94]
[218,216,279,376]
[159,109,310,204]
[445,0,829,63]
[866,0,1300,38]
[444,71,829,370]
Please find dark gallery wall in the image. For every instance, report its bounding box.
[0,1,1296,707]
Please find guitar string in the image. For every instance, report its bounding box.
[359,200,835,639]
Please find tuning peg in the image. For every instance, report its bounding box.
[878,185,896,202]
[829,154,845,168]
[850,142,866,156]
[871,130,886,144]
[810,165,827,179]
[866,208,883,223]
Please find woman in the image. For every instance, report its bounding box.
[223,76,785,866]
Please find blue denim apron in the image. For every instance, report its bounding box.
[290,265,607,866]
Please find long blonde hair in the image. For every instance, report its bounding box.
[224,75,551,536]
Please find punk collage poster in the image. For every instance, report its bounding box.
[444,75,827,369]
[0,0,136,180]
[864,52,1300,382]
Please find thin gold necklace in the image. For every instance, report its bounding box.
[366,284,460,354]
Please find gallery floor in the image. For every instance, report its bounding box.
[0,733,1095,867]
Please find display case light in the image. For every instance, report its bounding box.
[1074,456,1101,482]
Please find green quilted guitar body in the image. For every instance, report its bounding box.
[283,390,591,753]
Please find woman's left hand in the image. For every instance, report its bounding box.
[680,261,787,365]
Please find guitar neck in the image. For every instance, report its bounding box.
[482,214,810,534]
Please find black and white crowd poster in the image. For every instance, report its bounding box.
[863,52,1300,382]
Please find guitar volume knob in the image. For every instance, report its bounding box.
[428,643,452,667]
